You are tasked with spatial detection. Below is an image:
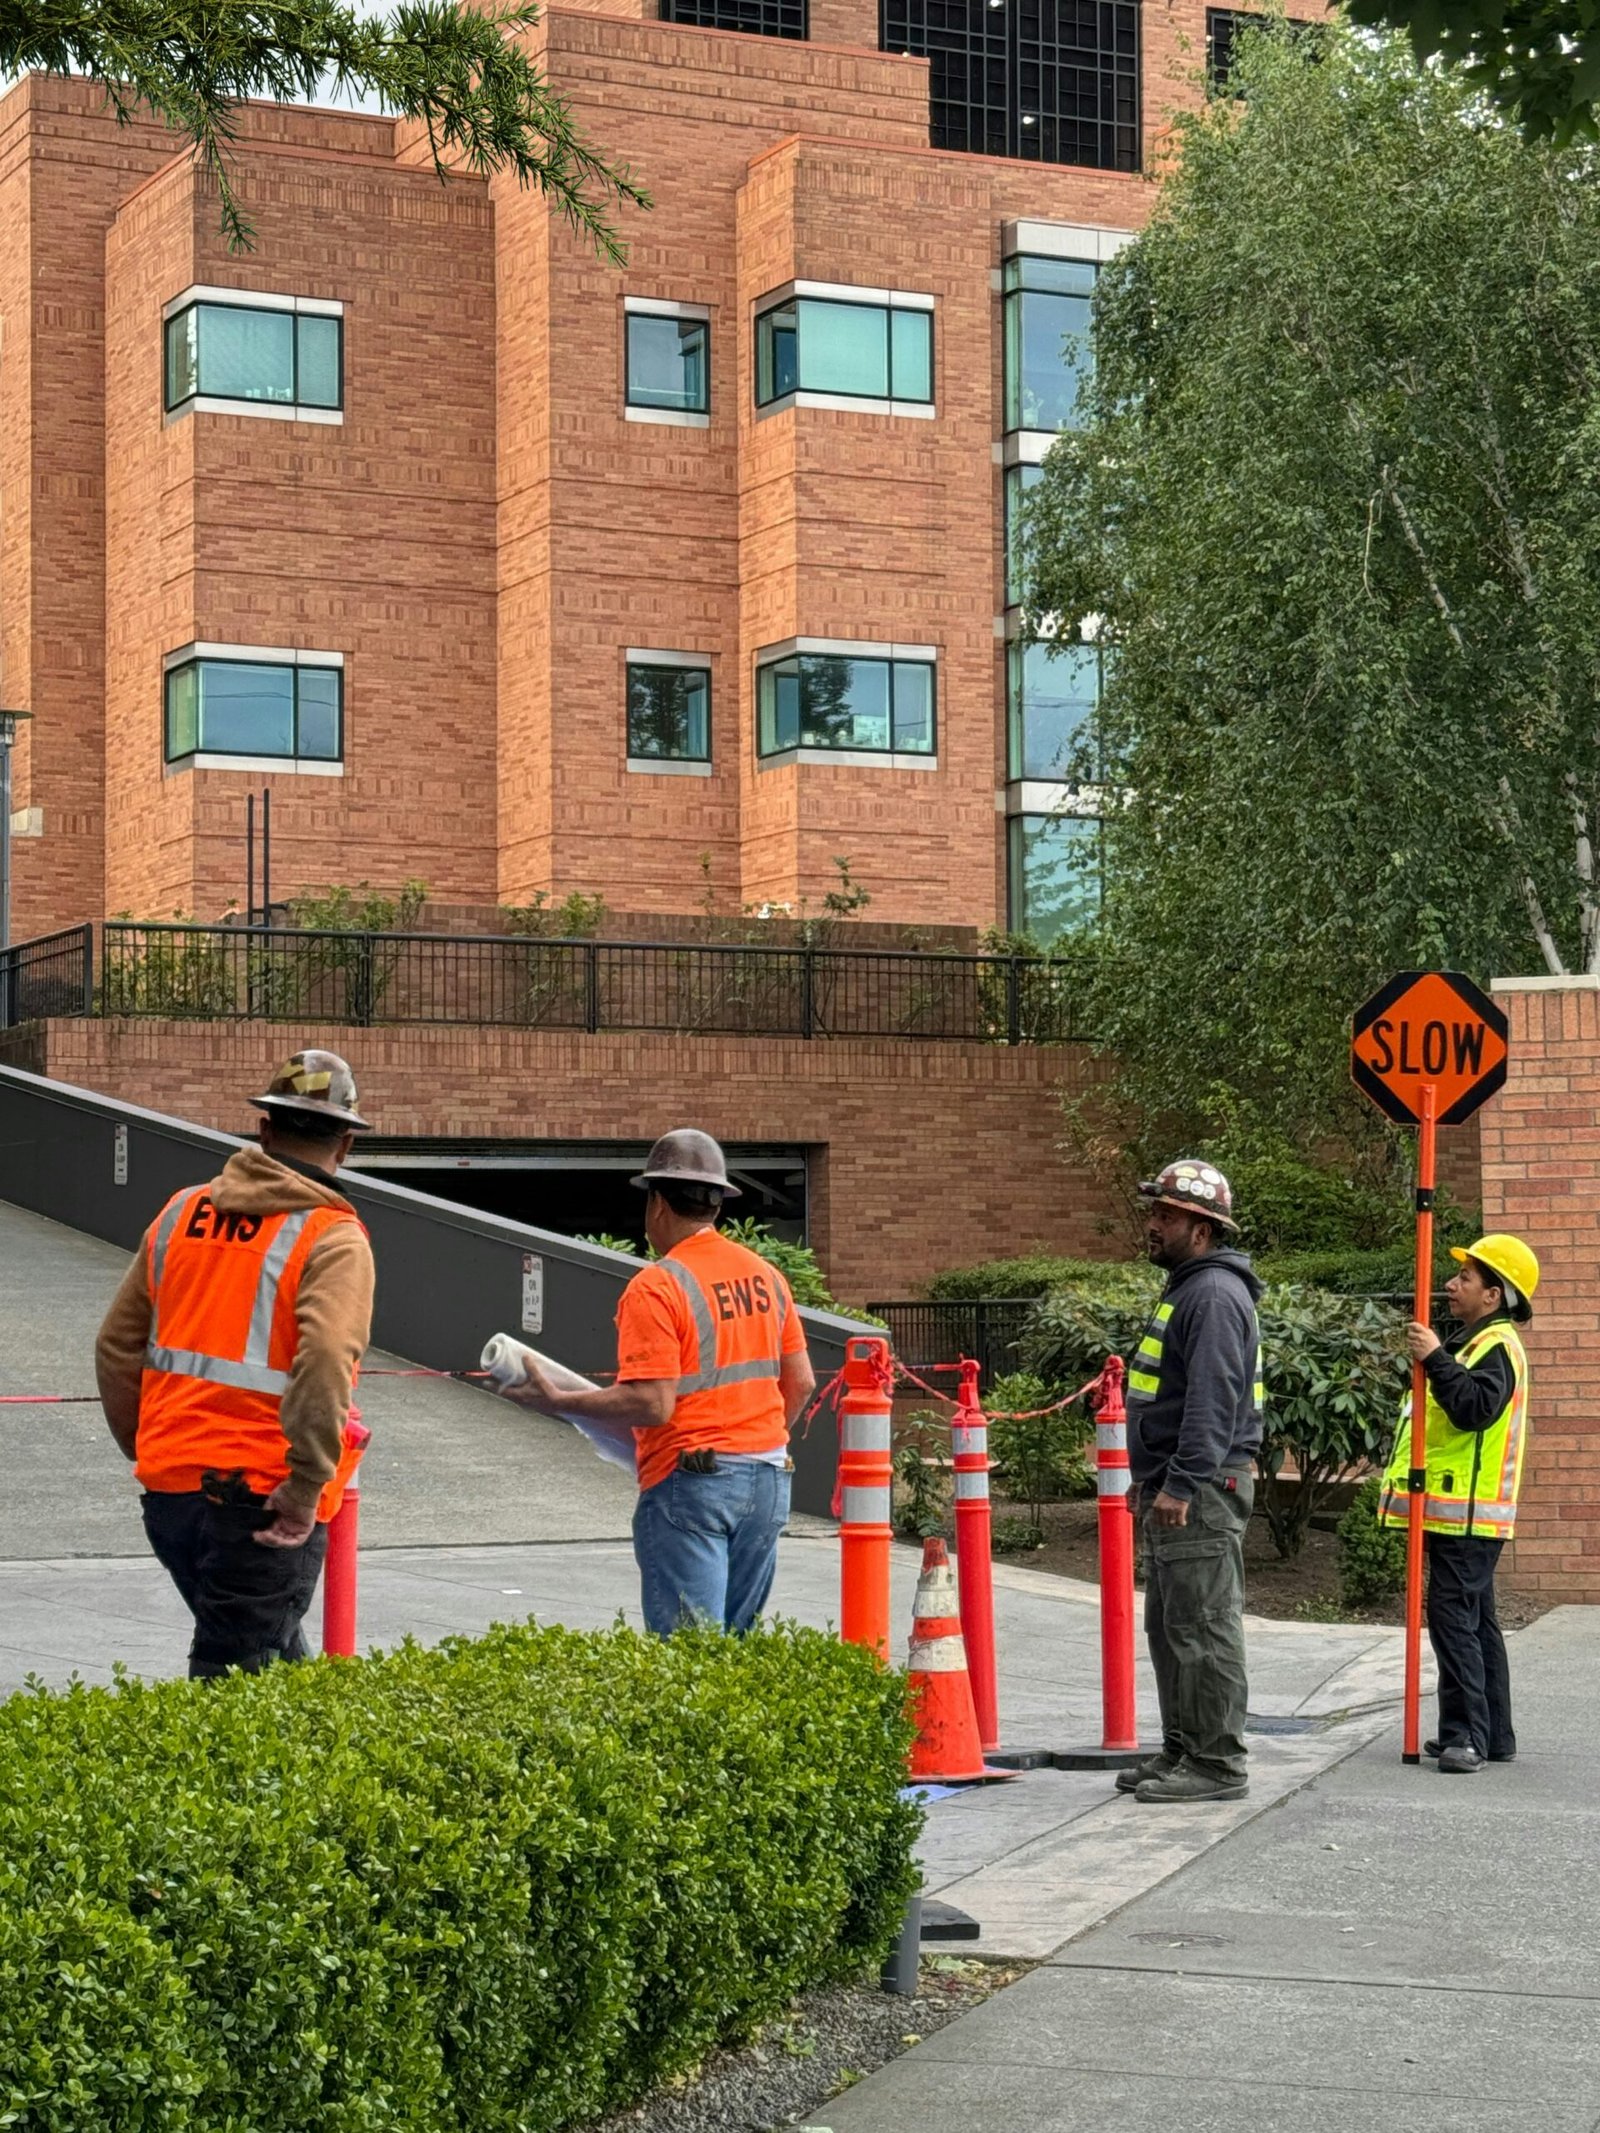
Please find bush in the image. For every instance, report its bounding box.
[924,1254,1116,1303]
[1337,1476,1407,1610]
[0,1622,919,2133]
[1025,1267,1406,1560]
[893,1412,952,1539]
[984,1372,1093,1521]
[1256,1244,1455,1297]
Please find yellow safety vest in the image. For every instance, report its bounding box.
[1127,1298,1266,1413]
[1378,1319,1527,1541]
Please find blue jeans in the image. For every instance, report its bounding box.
[632,1458,792,1635]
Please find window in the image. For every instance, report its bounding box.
[627,661,711,763]
[1004,255,1095,433]
[757,651,935,757]
[1007,638,1098,781]
[1206,9,1320,89]
[625,309,709,416]
[660,0,805,36]
[1005,463,1045,607]
[755,295,933,408]
[1007,813,1100,941]
[164,655,343,765]
[881,0,1139,170]
[163,295,342,418]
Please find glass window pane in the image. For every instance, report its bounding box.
[164,664,199,758]
[164,309,199,409]
[197,662,296,756]
[1007,814,1100,943]
[295,667,343,759]
[797,300,889,398]
[295,315,342,409]
[756,306,798,404]
[196,304,295,404]
[758,659,802,752]
[1008,639,1098,779]
[1005,463,1045,606]
[1006,255,1097,297]
[891,663,935,752]
[800,653,889,748]
[628,665,710,758]
[1006,290,1094,431]
[889,308,932,401]
[627,315,708,412]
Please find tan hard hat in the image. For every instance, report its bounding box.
[631,1127,740,1197]
[252,1049,371,1131]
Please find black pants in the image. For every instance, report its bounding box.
[1426,1532,1514,1758]
[142,1489,328,1680]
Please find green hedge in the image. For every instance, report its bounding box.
[0,1622,920,2132]
[927,1244,1454,1302]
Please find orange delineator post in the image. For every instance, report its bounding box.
[839,1336,895,1656]
[1402,1079,1438,1764]
[321,1420,371,1660]
[952,1357,999,1751]
[1094,1356,1139,1753]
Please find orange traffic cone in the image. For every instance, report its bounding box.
[907,1537,993,1783]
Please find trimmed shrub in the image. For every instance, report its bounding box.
[924,1254,1114,1302]
[0,1622,919,2133]
[1338,1476,1407,1610]
[1025,1267,1406,1560]
[984,1372,1093,1521]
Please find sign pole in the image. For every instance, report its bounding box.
[1402,1078,1438,1764]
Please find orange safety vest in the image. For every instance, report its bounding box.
[622,1232,794,1493]
[136,1183,367,1521]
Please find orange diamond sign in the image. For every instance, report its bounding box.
[1350,970,1508,1127]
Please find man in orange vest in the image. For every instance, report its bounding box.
[507,1128,816,1633]
[94,1051,375,1676]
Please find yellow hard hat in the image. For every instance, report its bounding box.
[1450,1233,1539,1321]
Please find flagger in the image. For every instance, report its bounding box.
[94,1051,375,1677]
[1380,1232,1537,1774]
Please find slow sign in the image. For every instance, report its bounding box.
[1350,969,1507,1127]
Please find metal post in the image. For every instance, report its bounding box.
[1006,956,1021,1045]
[584,940,600,1033]
[1402,1080,1438,1765]
[246,792,256,927]
[261,787,272,924]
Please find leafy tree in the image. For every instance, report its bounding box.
[1023,22,1600,1162]
[1346,0,1600,148]
[3,0,648,252]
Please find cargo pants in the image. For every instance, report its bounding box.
[1140,1471,1252,1780]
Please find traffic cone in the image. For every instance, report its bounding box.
[906,1537,993,1783]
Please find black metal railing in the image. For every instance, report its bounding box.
[0,922,1084,1044]
[0,924,95,1030]
[866,1299,1039,1390]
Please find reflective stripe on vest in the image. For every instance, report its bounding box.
[144,1204,314,1398]
[656,1255,783,1397]
[1127,1296,1266,1412]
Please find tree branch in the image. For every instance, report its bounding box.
[1493,775,1567,974]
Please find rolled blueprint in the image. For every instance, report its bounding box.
[480,1334,637,1474]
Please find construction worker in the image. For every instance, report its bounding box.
[1379,1232,1537,1774]
[505,1128,816,1633]
[1118,1159,1265,1804]
[94,1051,374,1677]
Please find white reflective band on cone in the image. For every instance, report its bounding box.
[913,1573,961,1616]
[842,1414,892,1453]
[1096,1421,1127,1452]
[841,1485,892,1524]
[908,1633,969,1672]
[1096,1468,1132,1496]
[954,1472,990,1500]
[951,1425,987,1456]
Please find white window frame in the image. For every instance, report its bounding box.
[625,646,714,775]
[754,636,940,770]
[623,298,712,430]
[162,286,345,427]
[161,642,346,776]
[754,282,938,422]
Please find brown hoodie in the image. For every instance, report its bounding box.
[95,1147,375,1514]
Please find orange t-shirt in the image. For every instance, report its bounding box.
[615,1228,808,1492]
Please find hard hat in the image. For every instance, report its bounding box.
[252,1049,371,1131]
[1137,1158,1239,1234]
[1450,1233,1539,1321]
[630,1128,740,1197]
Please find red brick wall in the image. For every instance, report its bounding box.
[1480,978,1600,1603]
[13,1016,1120,1301]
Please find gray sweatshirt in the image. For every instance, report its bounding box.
[1127,1247,1264,1501]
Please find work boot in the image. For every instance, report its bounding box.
[1135,1756,1249,1804]
[1437,1744,1485,1774]
[1424,1739,1442,1757]
[1115,1751,1179,1794]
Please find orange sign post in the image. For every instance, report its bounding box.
[1350,971,1508,1763]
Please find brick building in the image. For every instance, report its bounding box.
[0,1,1260,1286]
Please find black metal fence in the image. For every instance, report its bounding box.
[866,1299,1039,1390]
[0,922,1085,1044]
[0,924,95,1030]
